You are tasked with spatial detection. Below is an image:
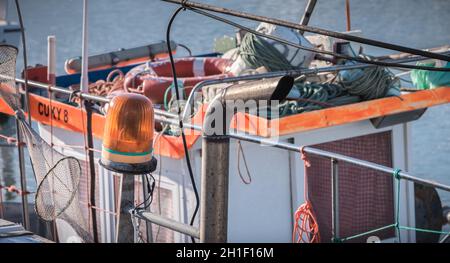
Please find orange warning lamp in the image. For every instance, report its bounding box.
[100,93,157,174]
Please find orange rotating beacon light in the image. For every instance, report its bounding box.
[100,93,157,174]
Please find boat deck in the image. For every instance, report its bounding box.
[0,219,52,243]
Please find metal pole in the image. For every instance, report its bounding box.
[199,77,294,243]
[134,210,200,239]
[200,136,230,243]
[47,36,56,97]
[14,119,29,230]
[299,0,317,32]
[116,174,135,243]
[345,0,351,31]
[80,0,89,93]
[331,158,339,242]
[440,233,450,243]
[162,0,450,62]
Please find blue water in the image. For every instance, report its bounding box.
[1,0,449,207]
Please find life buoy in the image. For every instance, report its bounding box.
[124,57,232,104]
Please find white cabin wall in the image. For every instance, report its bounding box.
[226,138,292,242]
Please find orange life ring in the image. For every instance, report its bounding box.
[124,57,232,104]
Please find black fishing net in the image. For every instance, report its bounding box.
[0,44,92,242]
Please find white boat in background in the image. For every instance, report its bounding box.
[0,0,20,47]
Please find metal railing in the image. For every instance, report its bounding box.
[4,72,450,243]
[131,136,450,242]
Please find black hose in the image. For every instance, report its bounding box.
[190,7,450,72]
[166,6,200,243]
[85,100,99,243]
[163,0,450,63]
[14,0,31,124]
[178,43,193,56]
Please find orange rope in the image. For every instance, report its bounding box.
[78,200,119,217]
[52,143,101,153]
[0,134,25,146]
[0,184,33,196]
[293,147,320,243]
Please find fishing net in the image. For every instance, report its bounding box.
[0,45,92,242]
[0,45,21,111]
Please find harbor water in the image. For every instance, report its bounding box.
[1,0,449,214]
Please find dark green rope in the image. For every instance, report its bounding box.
[393,169,402,243]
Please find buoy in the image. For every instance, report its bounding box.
[64,41,176,74]
[100,93,157,174]
[124,57,232,104]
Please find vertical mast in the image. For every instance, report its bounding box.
[299,0,317,34]
[80,0,89,93]
[47,36,56,95]
[345,0,351,31]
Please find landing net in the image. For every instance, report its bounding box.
[0,44,92,242]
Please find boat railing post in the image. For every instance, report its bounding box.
[116,174,135,243]
[15,118,30,230]
[331,158,339,242]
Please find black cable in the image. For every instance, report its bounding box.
[134,174,156,210]
[166,6,200,243]
[84,100,99,243]
[188,7,450,72]
[14,0,32,124]
[178,43,193,56]
[164,0,450,62]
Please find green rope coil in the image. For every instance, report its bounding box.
[279,83,359,116]
[339,56,401,100]
[239,33,295,72]
[238,33,401,118]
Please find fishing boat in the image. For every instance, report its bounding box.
[0,0,450,243]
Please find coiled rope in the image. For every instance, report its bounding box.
[239,33,295,72]
[280,83,360,115]
[238,33,402,116]
[293,147,320,243]
[339,56,401,100]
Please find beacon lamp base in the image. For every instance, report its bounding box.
[99,157,157,175]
